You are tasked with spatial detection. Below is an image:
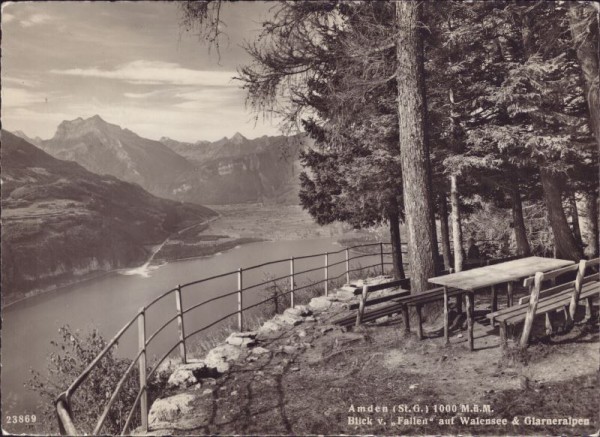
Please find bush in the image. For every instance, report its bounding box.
[27,325,140,435]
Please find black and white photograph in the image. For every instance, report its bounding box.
[1,1,599,435]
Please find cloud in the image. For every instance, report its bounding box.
[51,60,238,87]
[1,87,48,107]
[21,13,51,27]
[2,76,41,88]
[3,13,15,23]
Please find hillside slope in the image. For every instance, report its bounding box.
[160,133,306,204]
[39,115,200,201]
[1,130,217,305]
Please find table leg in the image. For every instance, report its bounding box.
[491,285,497,312]
[466,291,474,351]
[456,292,463,314]
[443,286,449,345]
[507,282,514,307]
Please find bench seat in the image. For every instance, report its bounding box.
[492,281,599,326]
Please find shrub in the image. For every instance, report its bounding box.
[27,325,140,435]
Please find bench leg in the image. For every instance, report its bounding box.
[499,322,507,349]
[416,305,423,340]
[562,305,574,332]
[507,282,514,307]
[491,285,498,312]
[443,286,449,345]
[545,312,554,336]
[402,304,410,334]
[585,297,593,321]
[456,292,463,314]
[466,292,474,351]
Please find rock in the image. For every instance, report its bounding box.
[167,361,219,389]
[204,344,241,374]
[291,367,300,372]
[284,305,312,317]
[246,355,258,362]
[409,384,419,390]
[231,390,238,396]
[259,320,282,333]
[226,332,257,348]
[376,316,389,323]
[333,289,356,301]
[309,296,332,311]
[304,316,317,323]
[298,330,307,338]
[148,393,195,426]
[153,357,182,383]
[340,285,359,293]
[280,345,298,355]
[275,313,303,326]
[202,389,213,396]
[251,346,271,355]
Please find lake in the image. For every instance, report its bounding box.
[1,237,386,432]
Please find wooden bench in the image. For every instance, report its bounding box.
[486,258,600,349]
[331,278,410,324]
[335,272,463,340]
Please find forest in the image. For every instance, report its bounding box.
[183,0,599,293]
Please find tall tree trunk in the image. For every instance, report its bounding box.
[439,194,452,270]
[569,192,584,248]
[388,205,405,280]
[569,3,600,148]
[540,170,584,261]
[510,179,531,257]
[450,175,464,272]
[395,1,436,293]
[584,191,599,257]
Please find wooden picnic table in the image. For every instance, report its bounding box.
[428,256,575,350]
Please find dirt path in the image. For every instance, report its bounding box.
[142,288,599,436]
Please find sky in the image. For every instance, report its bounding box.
[1,1,282,142]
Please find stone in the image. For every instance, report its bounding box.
[333,289,355,301]
[305,316,317,323]
[231,390,238,396]
[259,320,282,333]
[167,361,218,389]
[291,367,300,372]
[284,305,312,318]
[153,357,182,383]
[226,332,257,348]
[280,345,298,355]
[202,389,213,396]
[309,296,332,311]
[298,329,307,338]
[251,346,271,355]
[204,344,241,374]
[275,313,303,326]
[148,393,195,426]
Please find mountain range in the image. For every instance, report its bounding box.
[1,130,216,305]
[29,115,307,205]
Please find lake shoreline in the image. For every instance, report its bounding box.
[0,235,265,310]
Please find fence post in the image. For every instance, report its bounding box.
[380,242,384,276]
[290,257,295,308]
[137,308,148,432]
[324,252,329,297]
[345,248,350,284]
[175,285,187,364]
[238,268,243,331]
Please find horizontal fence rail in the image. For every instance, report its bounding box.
[54,240,417,435]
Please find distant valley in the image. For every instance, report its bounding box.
[28,115,308,205]
[1,130,217,305]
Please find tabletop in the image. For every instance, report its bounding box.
[428,256,575,291]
